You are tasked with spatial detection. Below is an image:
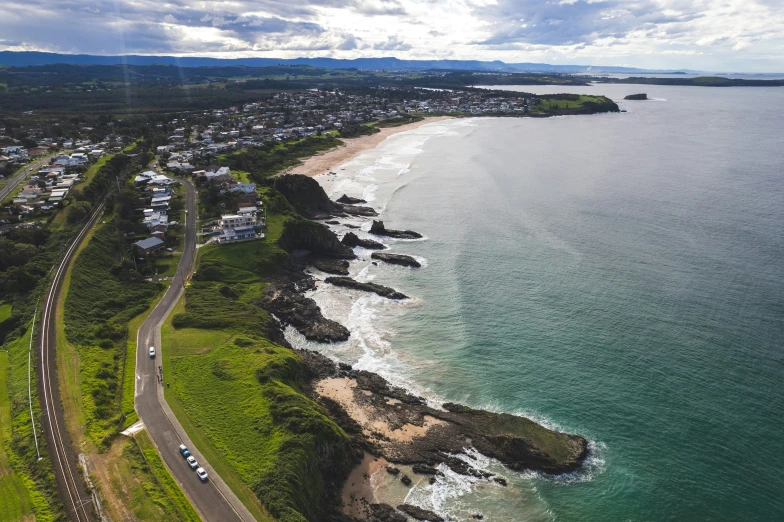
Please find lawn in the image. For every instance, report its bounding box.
[0,350,36,522]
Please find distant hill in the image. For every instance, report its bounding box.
[0,51,690,74]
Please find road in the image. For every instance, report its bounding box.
[0,153,58,202]
[38,201,104,522]
[134,178,254,522]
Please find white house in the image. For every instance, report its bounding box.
[220,211,256,229]
[219,226,257,243]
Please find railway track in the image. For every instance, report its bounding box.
[37,201,106,522]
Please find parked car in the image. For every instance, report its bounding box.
[149,346,156,358]
[186,456,198,469]
[179,444,190,457]
[196,467,208,482]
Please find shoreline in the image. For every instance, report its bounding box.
[288,115,454,177]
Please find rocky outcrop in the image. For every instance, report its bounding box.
[370,220,422,239]
[368,504,406,522]
[371,252,421,268]
[339,204,378,217]
[301,352,589,477]
[342,232,385,250]
[273,174,339,219]
[397,505,444,522]
[279,220,356,259]
[624,93,648,100]
[261,279,350,342]
[309,258,350,275]
[325,277,408,300]
[337,194,367,205]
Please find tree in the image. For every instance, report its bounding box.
[66,201,93,223]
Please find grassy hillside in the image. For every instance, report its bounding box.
[2,327,63,521]
[0,350,36,522]
[63,220,162,445]
[163,207,354,522]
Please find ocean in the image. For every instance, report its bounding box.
[285,84,784,521]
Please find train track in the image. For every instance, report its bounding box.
[37,201,106,522]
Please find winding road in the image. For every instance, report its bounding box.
[134,178,254,522]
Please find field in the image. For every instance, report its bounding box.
[2,327,62,521]
[0,350,35,522]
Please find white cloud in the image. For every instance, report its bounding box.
[0,0,781,71]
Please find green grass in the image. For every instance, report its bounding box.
[63,221,163,445]
[132,431,201,522]
[0,350,36,522]
[3,327,63,521]
[0,304,11,325]
[161,307,273,522]
[71,154,112,198]
[159,206,355,522]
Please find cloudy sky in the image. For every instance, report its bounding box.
[1,0,783,71]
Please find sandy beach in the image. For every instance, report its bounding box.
[288,116,453,177]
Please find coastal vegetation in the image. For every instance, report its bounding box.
[163,203,355,522]
[223,135,343,178]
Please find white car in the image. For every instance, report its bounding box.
[196,467,208,482]
[149,346,156,358]
[186,456,198,469]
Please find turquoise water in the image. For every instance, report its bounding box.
[292,85,784,521]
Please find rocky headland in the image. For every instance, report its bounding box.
[255,171,590,522]
[273,174,378,219]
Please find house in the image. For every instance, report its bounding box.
[150,224,168,239]
[133,237,165,256]
[228,182,256,194]
[218,226,257,243]
[205,166,233,185]
[220,211,256,229]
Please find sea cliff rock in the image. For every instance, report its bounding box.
[302,352,589,477]
[337,194,368,204]
[371,252,421,268]
[279,220,357,259]
[309,258,350,275]
[325,277,408,300]
[368,504,406,522]
[273,174,340,219]
[261,279,350,342]
[342,232,386,250]
[370,220,422,239]
[339,204,378,217]
[624,93,648,100]
[397,505,444,522]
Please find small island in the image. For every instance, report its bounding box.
[624,93,649,100]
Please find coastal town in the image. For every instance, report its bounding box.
[0,85,587,232]
[0,69,618,522]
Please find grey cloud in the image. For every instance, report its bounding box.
[475,0,708,47]
[373,35,412,51]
